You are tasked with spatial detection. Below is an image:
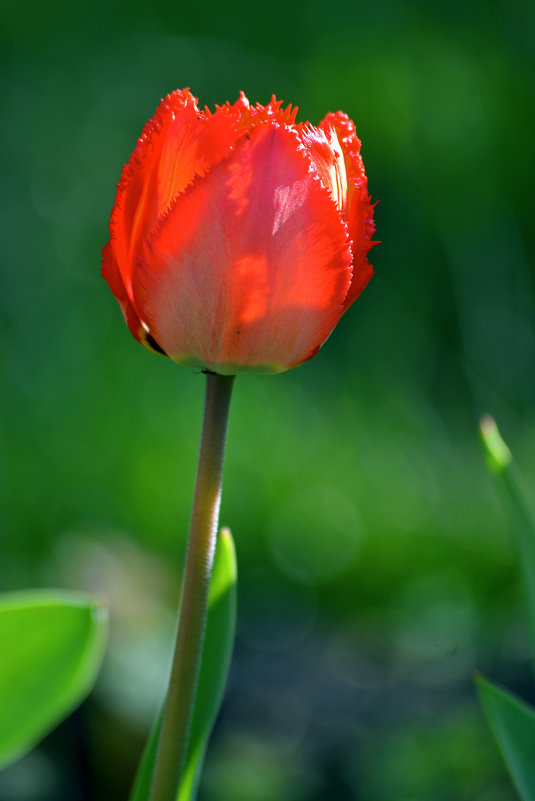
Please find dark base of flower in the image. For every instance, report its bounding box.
[145,333,167,356]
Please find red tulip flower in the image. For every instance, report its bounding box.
[102,89,377,801]
[103,89,375,373]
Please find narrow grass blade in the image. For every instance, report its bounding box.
[480,416,535,652]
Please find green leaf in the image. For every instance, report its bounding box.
[479,416,535,653]
[0,590,108,770]
[477,675,535,801]
[130,526,237,801]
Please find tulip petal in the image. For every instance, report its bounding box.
[320,112,376,310]
[102,243,166,353]
[215,92,299,131]
[136,124,352,374]
[109,89,239,300]
[298,123,348,215]
[102,242,145,344]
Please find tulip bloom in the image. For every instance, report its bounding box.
[103,89,375,374]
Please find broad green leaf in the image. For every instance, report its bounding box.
[477,675,535,801]
[480,416,535,653]
[130,526,237,801]
[0,590,108,770]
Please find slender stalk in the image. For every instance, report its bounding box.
[150,372,235,801]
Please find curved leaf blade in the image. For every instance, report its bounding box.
[130,526,237,801]
[0,590,108,770]
[477,675,535,801]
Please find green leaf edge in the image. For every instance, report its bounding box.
[0,589,109,770]
[477,674,535,801]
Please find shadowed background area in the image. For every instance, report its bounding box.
[1,0,535,798]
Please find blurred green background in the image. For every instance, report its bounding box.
[1,0,535,798]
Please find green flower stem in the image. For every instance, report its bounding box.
[150,372,235,801]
